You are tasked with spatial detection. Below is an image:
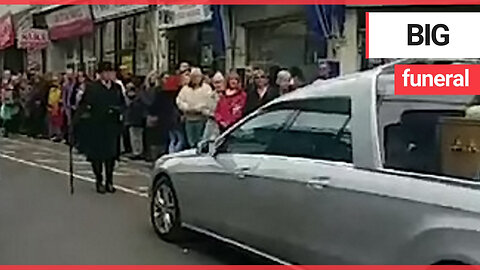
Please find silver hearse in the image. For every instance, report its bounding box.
[149,59,480,265]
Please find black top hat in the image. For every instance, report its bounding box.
[97,61,113,73]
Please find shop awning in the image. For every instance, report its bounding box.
[91,5,150,23]
[45,5,93,41]
[0,13,15,50]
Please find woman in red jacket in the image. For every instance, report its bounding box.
[214,72,247,132]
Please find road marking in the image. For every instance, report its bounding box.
[34,158,58,163]
[74,160,91,165]
[0,150,291,265]
[1,137,151,178]
[183,223,297,267]
[32,151,50,156]
[74,169,96,175]
[0,152,148,198]
[137,186,149,191]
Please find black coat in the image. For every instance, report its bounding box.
[124,90,147,127]
[243,86,280,115]
[75,81,125,161]
[147,87,177,131]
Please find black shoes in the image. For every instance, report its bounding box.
[105,183,116,193]
[96,183,106,194]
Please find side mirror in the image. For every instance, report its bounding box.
[197,139,215,155]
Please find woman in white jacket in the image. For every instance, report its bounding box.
[176,67,214,148]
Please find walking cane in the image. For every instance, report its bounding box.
[68,110,74,195]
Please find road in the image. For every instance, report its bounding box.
[0,136,271,264]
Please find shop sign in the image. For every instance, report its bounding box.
[0,13,15,50]
[46,5,93,41]
[158,5,212,29]
[18,29,49,50]
[92,5,149,22]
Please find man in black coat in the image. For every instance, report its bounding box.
[244,69,279,116]
[75,62,125,194]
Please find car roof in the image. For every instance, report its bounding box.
[266,58,478,109]
[267,68,377,107]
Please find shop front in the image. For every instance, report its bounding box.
[231,5,333,81]
[17,28,49,73]
[229,5,357,80]
[44,5,95,73]
[159,5,227,73]
[92,5,153,77]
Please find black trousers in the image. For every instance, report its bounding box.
[91,159,116,185]
[2,119,12,137]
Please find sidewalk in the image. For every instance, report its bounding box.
[0,135,153,195]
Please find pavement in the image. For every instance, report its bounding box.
[0,135,271,264]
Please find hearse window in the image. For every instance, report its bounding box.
[378,95,480,180]
[266,97,353,163]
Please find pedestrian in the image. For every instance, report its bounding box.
[26,74,48,138]
[244,69,279,115]
[145,71,176,159]
[202,71,224,141]
[317,62,331,80]
[18,75,31,134]
[62,69,76,142]
[114,69,131,155]
[276,70,293,96]
[215,71,247,133]
[74,61,125,194]
[9,74,22,134]
[47,74,64,142]
[176,67,214,148]
[1,83,15,137]
[72,71,90,111]
[143,71,162,160]
[269,65,281,87]
[289,66,305,90]
[164,62,190,92]
[124,81,147,160]
[2,69,11,86]
[158,72,185,154]
[72,71,90,153]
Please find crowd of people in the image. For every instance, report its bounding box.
[0,61,310,162]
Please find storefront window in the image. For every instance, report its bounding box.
[64,38,80,71]
[82,33,96,75]
[121,17,135,50]
[95,25,102,63]
[135,12,151,76]
[103,21,115,58]
[247,20,308,71]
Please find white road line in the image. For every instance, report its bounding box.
[0,150,290,265]
[32,152,50,156]
[34,158,58,163]
[137,186,149,191]
[73,160,91,165]
[0,153,148,198]
[2,138,152,178]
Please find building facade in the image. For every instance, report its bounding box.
[0,5,411,79]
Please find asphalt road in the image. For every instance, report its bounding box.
[0,136,271,264]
